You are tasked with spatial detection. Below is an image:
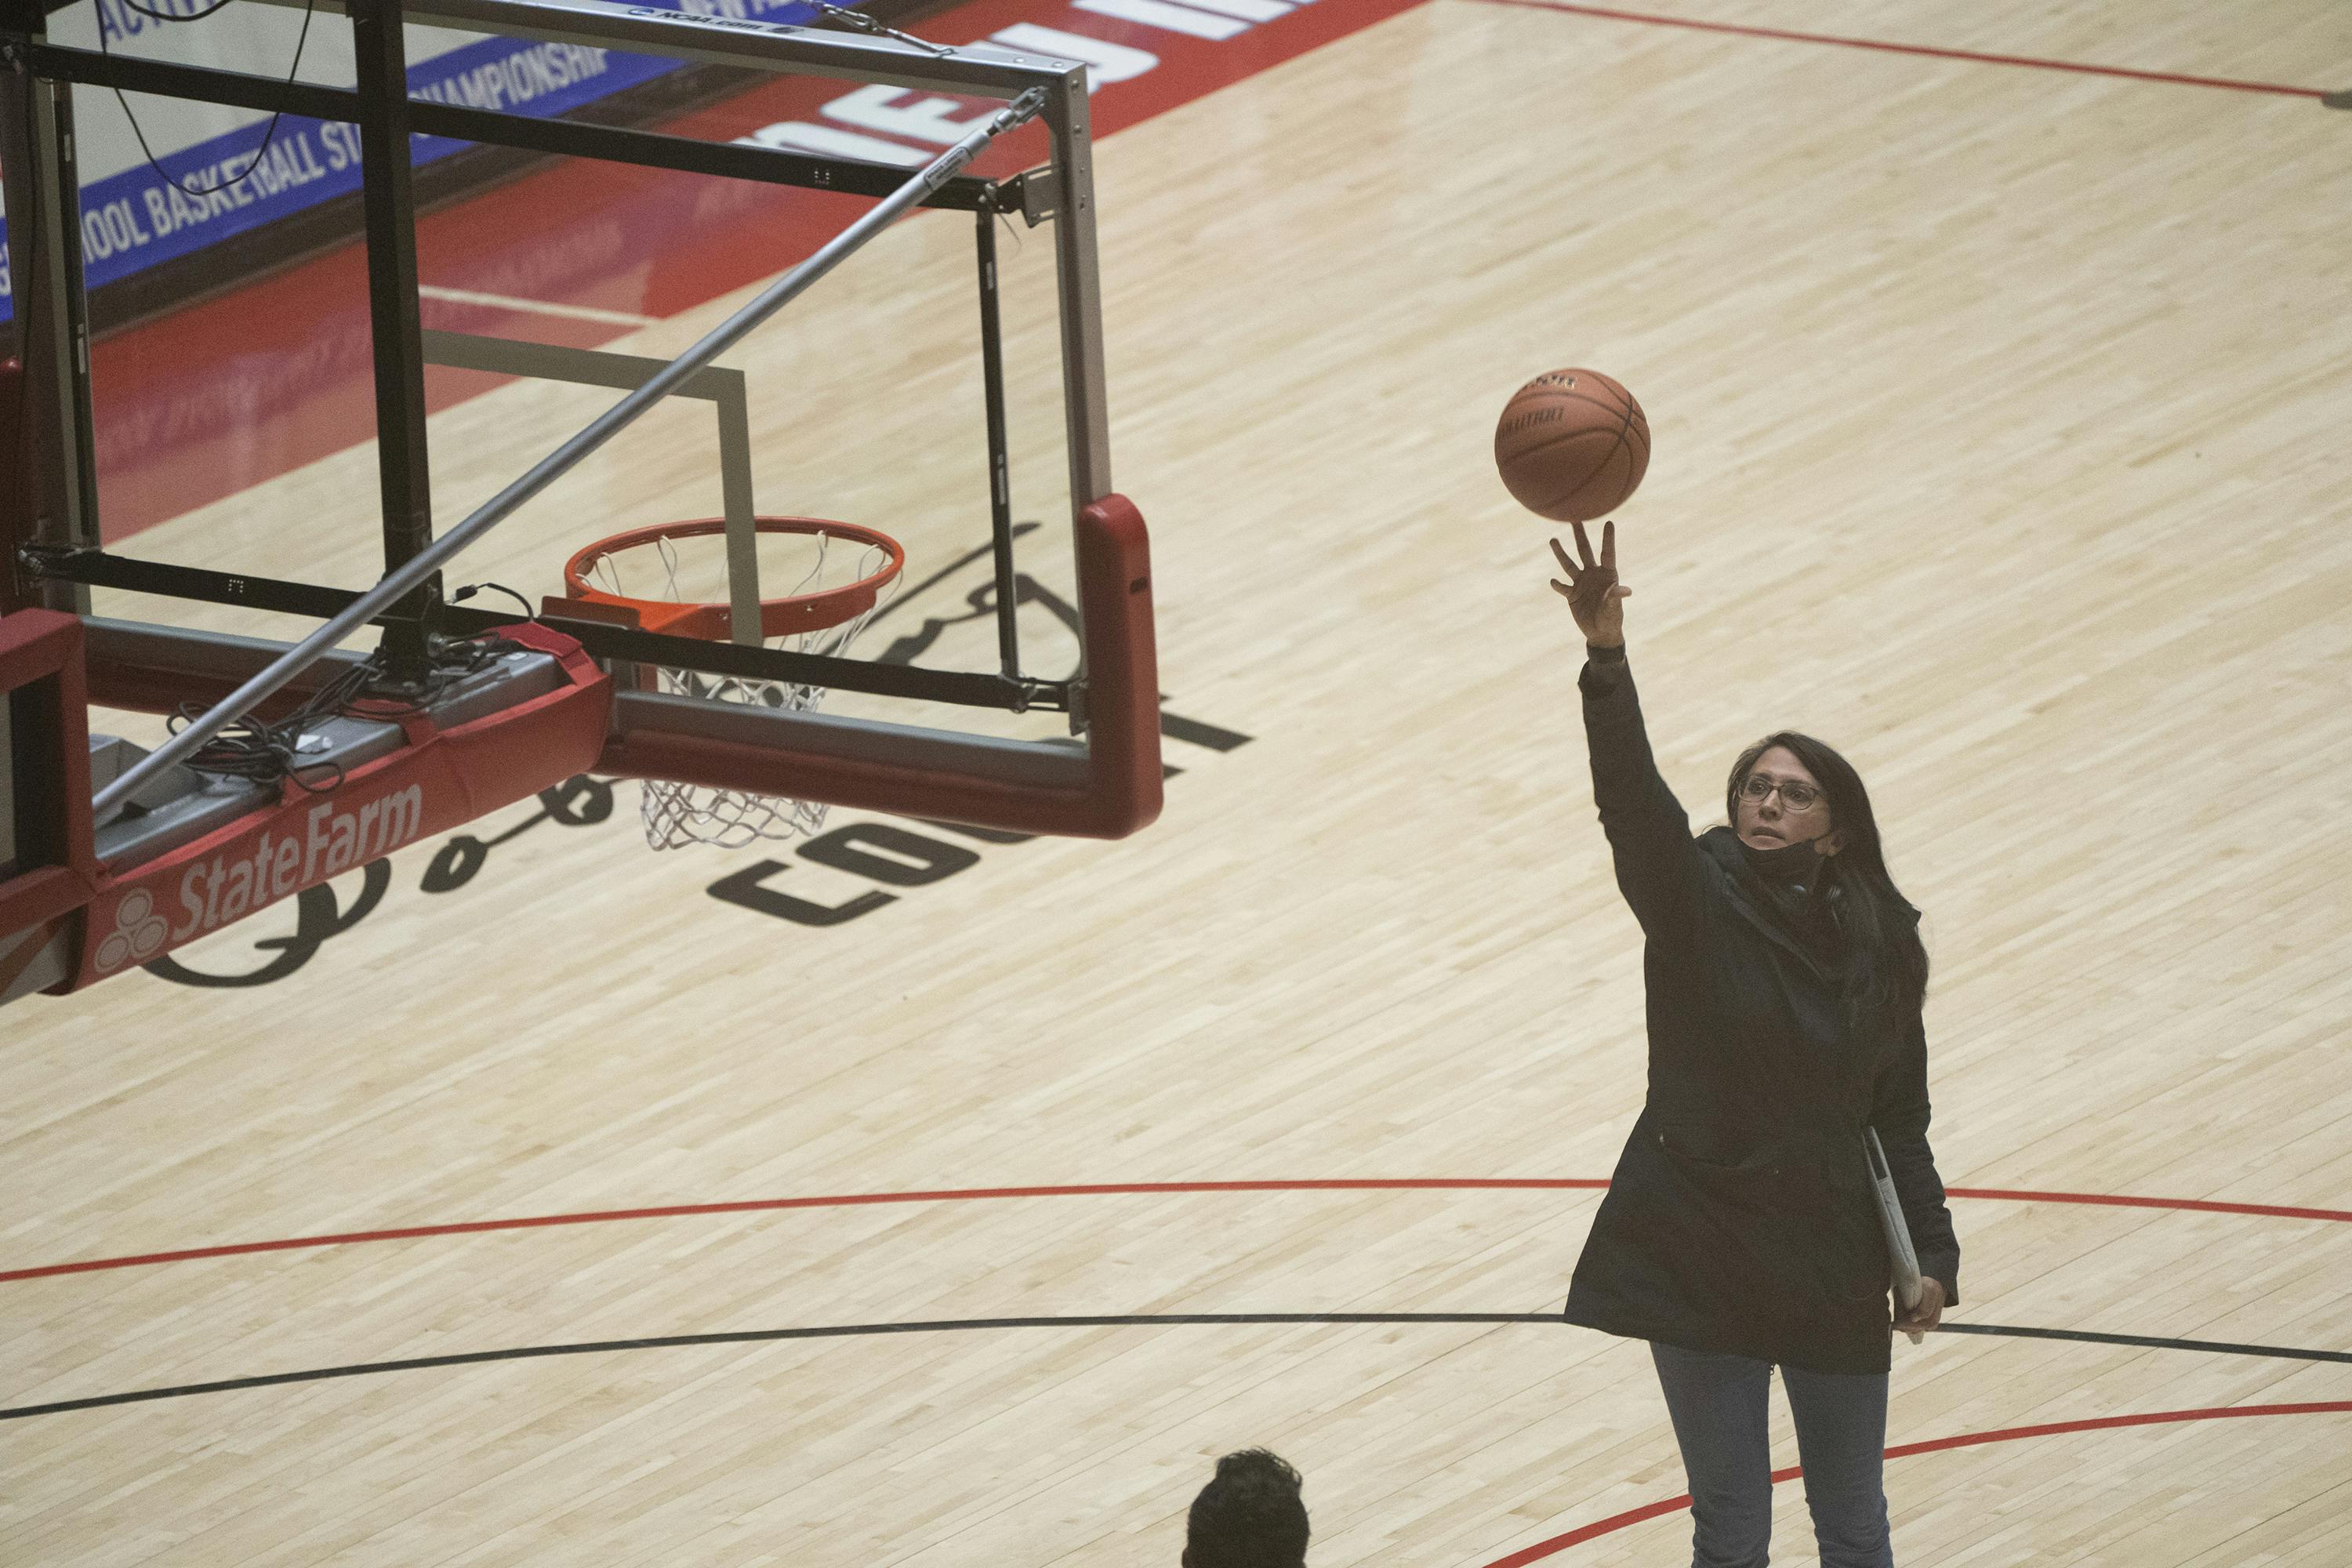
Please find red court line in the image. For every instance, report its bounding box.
[1947,1185,2352,1224]
[1479,1399,2352,1567]
[5,1178,2346,1287]
[1469,0,2330,100]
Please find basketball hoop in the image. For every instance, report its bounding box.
[561,516,905,849]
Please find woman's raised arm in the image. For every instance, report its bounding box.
[1550,522,1706,941]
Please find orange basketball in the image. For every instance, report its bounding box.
[1494,368,1650,522]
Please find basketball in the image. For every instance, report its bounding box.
[1494,368,1650,522]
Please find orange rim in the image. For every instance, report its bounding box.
[561,517,905,641]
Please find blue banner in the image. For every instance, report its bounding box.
[0,0,818,325]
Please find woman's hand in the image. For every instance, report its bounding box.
[1894,1276,1947,1342]
[1548,519,1632,647]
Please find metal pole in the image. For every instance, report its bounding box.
[93,92,1045,823]
[713,372,763,648]
[1039,62,1109,507]
[0,47,100,612]
[36,80,100,568]
[349,0,439,677]
[975,207,1020,681]
[1034,61,1103,736]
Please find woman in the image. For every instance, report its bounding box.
[1548,521,1958,1568]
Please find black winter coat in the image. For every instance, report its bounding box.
[1560,650,1961,1375]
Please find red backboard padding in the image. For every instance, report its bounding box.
[59,622,610,992]
[0,609,100,987]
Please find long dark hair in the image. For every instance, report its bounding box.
[1726,731,1929,1036]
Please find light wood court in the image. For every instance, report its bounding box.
[8,1,2352,1563]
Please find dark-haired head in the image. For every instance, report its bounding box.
[1183,1449,1308,1568]
[1727,731,1929,1033]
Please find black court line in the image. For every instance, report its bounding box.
[1934,1322,2352,1363]
[5,1314,2347,1422]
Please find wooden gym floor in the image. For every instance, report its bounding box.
[8,2,2352,1563]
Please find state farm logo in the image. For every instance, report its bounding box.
[93,786,428,978]
[92,889,171,975]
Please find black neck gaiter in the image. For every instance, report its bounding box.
[1738,834,1846,967]
[1739,833,1829,890]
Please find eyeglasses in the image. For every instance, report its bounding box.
[1738,774,1824,812]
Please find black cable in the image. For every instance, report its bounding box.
[171,647,368,793]
[452,583,535,619]
[168,703,347,794]
[173,633,524,793]
[100,0,321,201]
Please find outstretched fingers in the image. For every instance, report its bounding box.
[1551,526,1627,614]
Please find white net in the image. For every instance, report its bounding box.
[588,526,898,850]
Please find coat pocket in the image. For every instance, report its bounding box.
[1782,1156,1898,1306]
[1653,1127,1780,1181]
[1652,1131,1884,1311]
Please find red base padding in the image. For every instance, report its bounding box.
[0,610,101,993]
[62,623,609,991]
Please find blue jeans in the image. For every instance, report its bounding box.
[1650,1341,1893,1568]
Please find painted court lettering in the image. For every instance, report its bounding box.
[738,0,1337,165]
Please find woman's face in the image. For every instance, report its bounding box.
[1737,745,1845,855]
